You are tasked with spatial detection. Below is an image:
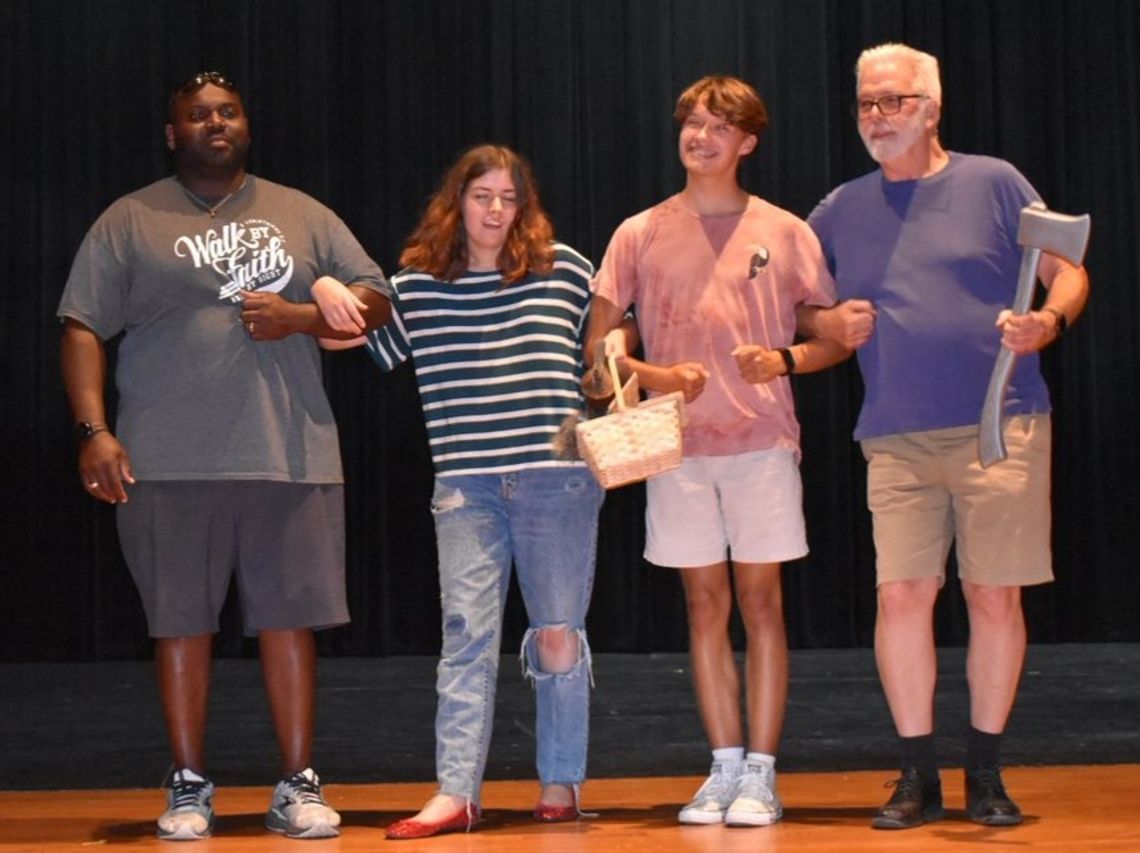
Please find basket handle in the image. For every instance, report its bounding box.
[607,356,627,411]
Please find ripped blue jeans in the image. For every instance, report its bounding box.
[430,467,603,802]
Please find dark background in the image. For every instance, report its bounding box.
[3,0,1137,662]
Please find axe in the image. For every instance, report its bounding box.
[978,202,1090,467]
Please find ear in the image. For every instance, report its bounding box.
[924,100,941,133]
[164,124,175,152]
[739,133,758,157]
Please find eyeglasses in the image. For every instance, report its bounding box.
[466,190,518,209]
[852,94,928,118]
[175,71,238,95]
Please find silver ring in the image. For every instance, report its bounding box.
[87,481,99,489]
[247,321,255,333]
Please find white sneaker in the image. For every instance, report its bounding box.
[725,760,783,826]
[265,767,341,839]
[678,760,741,824]
[157,767,215,840]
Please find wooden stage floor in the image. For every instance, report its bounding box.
[2,764,1137,851]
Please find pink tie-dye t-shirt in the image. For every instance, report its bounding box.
[593,194,836,458]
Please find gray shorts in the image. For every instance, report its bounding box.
[117,481,349,637]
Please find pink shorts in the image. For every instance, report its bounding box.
[644,448,807,567]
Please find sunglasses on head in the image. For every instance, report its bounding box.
[174,71,238,94]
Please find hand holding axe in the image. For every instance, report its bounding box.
[978,202,1090,467]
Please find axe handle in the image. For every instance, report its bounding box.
[978,246,1041,467]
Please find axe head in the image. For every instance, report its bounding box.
[1017,202,1091,267]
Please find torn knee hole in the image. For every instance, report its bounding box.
[534,626,581,674]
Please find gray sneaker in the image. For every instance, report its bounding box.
[157,767,215,840]
[266,767,341,839]
[725,760,783,826]
[678,760,741,824]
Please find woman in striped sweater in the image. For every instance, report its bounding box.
[316,145,622,839]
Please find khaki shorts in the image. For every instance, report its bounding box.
[645,448,807,568]
[860,415,1053,588]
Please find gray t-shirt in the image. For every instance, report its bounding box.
[58,174,390,483]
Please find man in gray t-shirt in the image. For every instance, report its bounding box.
[57,71,391,841]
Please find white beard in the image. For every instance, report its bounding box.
[860,111,926,164]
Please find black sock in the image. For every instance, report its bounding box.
[966,726,1003,771]
[899,733,939,782]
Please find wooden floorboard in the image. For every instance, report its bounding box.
[2,764,1137,851]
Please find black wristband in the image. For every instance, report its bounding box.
[1043,306,1067,338]
[778,347,796,375]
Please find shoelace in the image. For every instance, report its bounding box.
[170,778,211,810]
[694,763,737,802]
[283,773,325,805]
[884,771,923,802]
[969,768,1007,795]
[736,765,774,798]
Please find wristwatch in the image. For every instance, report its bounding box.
[75,421,110,442]
[778,347,796,375]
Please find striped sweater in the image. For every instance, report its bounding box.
[365,243,594,476]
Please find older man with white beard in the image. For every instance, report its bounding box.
[802,44,1088,830]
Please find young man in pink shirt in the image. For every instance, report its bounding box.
[586,76,849,827]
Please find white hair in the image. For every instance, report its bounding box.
[856,43,942,107]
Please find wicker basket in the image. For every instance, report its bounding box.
[576,357,685,489]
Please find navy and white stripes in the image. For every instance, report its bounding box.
[365,244,594,476]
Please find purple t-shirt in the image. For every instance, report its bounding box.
[808,153,1050,440]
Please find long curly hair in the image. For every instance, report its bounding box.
[399,144,555,284]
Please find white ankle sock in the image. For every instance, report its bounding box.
[745,751,776,769]
[712,746,744,768]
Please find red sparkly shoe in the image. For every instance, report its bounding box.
[534,785,583,823]
[385,801,479,839]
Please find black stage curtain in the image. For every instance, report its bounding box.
[3,0,1137,661]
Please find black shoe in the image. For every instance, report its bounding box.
[871,768,945,830]
[965,767,1023,826]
